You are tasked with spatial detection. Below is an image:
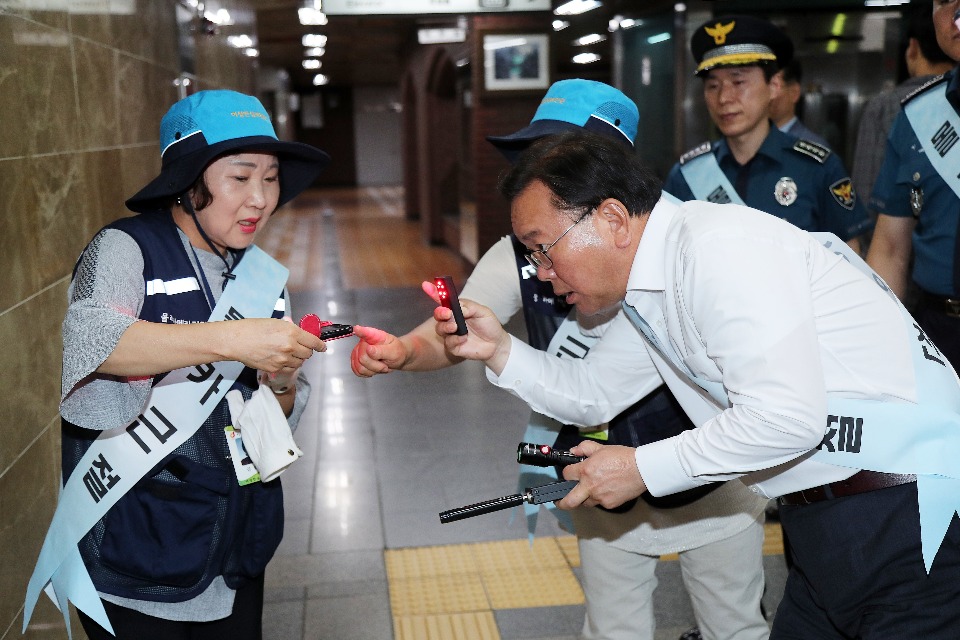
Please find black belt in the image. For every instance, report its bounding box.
[918,290,960,318]
[779,470,916,506]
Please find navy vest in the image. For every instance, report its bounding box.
[62,212,287,602]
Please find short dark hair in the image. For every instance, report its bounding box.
[906,0,953,66]
[499,130,661,218]
[780,58,803,84]
[188,173,215,211]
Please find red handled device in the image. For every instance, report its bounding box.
[299,314,354,341]
[434,275,468,336]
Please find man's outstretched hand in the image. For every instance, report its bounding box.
[425,280,515,374]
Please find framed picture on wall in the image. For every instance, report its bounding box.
[481,32,550,94]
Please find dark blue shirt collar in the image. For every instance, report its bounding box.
[714,121,790,168]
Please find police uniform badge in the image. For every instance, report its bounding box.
[830,178,857,210]
[910,186,923,219]
[774,177,798,206]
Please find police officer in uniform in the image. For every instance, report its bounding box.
[663,14,872,253]
[867,0,960,369]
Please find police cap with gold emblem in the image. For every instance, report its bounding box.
[691,14,793,76]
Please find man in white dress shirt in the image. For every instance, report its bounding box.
[434,130,960,638]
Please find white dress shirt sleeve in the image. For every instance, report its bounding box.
[636,223,832,495]
[487,311,664,425]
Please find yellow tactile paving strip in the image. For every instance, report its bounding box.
[394,612,500,640]
[388,524,785,640]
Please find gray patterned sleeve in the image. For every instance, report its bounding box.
[60,228,152,430]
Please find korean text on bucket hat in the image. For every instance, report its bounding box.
[126,90,330,214]
[486,79,639,161]
[690,14,793,76]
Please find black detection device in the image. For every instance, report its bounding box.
[319,323,355,341]
[439,480,578,524]
[299,314,355,341]
[517,442,586,467]
[434,275,468,336]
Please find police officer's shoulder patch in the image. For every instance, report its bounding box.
[901,73,949,107]
[679,141,712,165]
[792,139,831,164]
[830,178,856,210]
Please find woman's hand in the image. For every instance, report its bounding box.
[223,318,326,373]
[99,317,325,377]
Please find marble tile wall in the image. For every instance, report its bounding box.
[0,2,258,637]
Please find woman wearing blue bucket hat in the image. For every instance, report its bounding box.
[52,90,330,639]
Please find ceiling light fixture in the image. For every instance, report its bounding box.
[574,33,606,46]
[611,17,642,30]
[227,34,254,49]
[554,0,602,16]
[313,73,330,86]
[204,8,233,25]
[304,47,325,57]
[302,34,328,47]
[299,7,328,25]
[553,20,570,31]
[647,32,671,44]
[303,59,322,69]
[572,52,601,64]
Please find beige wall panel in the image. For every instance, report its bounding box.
[0,283,66,474]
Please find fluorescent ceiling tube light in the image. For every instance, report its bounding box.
[227,35,254,48]
[205,8,233,25]
[302,34,328,47]
[574,33,606,46]
[299,8,328,25]
[572,52,601,64]
[555,0,602,16]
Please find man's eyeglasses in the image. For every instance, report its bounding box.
[524,210,591,270]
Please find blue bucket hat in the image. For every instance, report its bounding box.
[486,79,639,162]
[126,90,330,214]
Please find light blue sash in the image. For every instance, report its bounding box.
[904,80,960,201]
[679,152,746,205]
[518,311,593,539]
[23,246,288,637]
[624,233,960,572]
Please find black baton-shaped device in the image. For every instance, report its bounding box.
[438,480,578,524]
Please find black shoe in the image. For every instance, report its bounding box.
[679,628,702,640]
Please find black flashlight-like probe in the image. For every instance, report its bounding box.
[517,442,586,467]
[438,480,578,523]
